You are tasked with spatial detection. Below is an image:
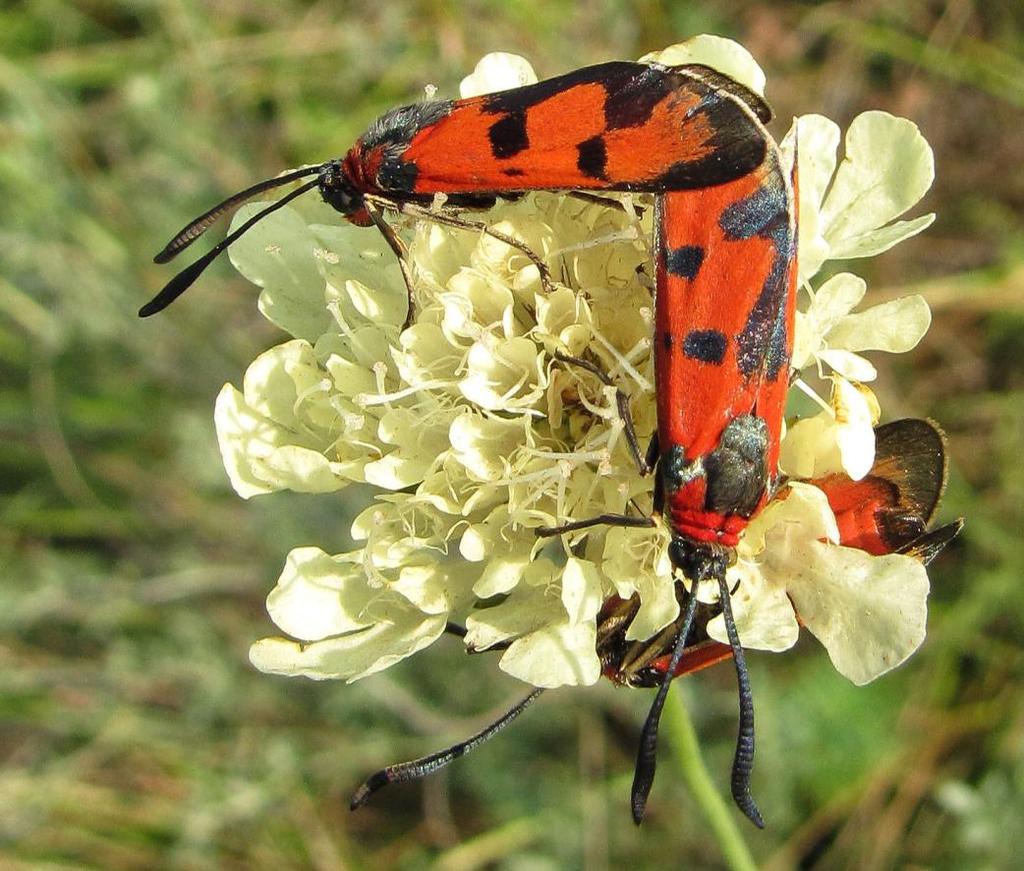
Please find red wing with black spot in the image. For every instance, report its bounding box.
[812,418,963,563]
[147,61,776,315]
[357,62,771,199]
[654,151,796,468]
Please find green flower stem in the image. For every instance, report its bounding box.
[662,682,758,871]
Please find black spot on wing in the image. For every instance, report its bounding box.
[665,245,705,279]
[736,237,795,376]
[683,330,728,365]
[735,247,792,377]
[480,61,647,115]
[489,110,529,158]
[502,167,526,177]
[657,132,766,191]
[577,136,607,179]
[377,159,419,195]
[763,290,792,380]
[603,63,675,129]
[662,331,674,351]
[646,79,768,192]
[719,176,789,241]
[365,99,455,195]
[675,65,772,124]
[445,192,500,210]
[732,155,796,377]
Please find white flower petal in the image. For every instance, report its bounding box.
[449,413,525,481]
[706,562,799,651]
[249,612,447,682]
[214,377,352,498]
[227,201,333,341]
[624,578,679,641]
[790,310,821,372]
[215,384,285,498]
[394,323,462,387]
[499,621,601,687]
[535,287,592,354]
[471,553,533,598]
[778,412,844,480]
[827,213,935,261]
[745,480,840,552]
[600,526,679,639]
[786,115,840,214]
[782,115,840,284]
[832,379,877,480]
[256,444,355,493]
[363,453,430,490]
[641,36,766,97]
[786,545,930,685]
[323,354,378,398]
[442,271,515,341]
[819,348,878,382]
[461,506,534,597]
[465,570,561,650]
[393,562,461,615]
[809,273,867,332]
[460,52,538,99]
[827,295,932,355]
[561,558,603,625]
[311,223,407,327]
[242,339,328,424]
[459,337,546,411]
[266,547,374,641]
[820,111,935,251]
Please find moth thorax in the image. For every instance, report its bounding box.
[704,415,770,517]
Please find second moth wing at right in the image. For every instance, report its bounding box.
[811,418,963,565]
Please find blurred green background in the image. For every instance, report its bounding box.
[2,1,1022,868]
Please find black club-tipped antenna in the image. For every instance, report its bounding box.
[141,167,323,317]
[154,166,322,263]
[350,688,544,810]
[631,573,765,829]
[716,572,764,828]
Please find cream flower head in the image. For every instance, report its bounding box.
[209,37,944,691]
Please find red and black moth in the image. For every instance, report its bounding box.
[143,61,772,316]
[149,56,788,827]
[147,57,930,829]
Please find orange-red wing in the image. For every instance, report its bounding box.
[649,640,734,678]
[360,62,770,198]
[814,419,950,556]
[653,150,797,468]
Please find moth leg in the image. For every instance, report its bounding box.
[551,350,648,475]
[538,350,658,538]
[567,190,646,219]
[536,513,656,538]
[399,202,554,295]
[364,202,418,331]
